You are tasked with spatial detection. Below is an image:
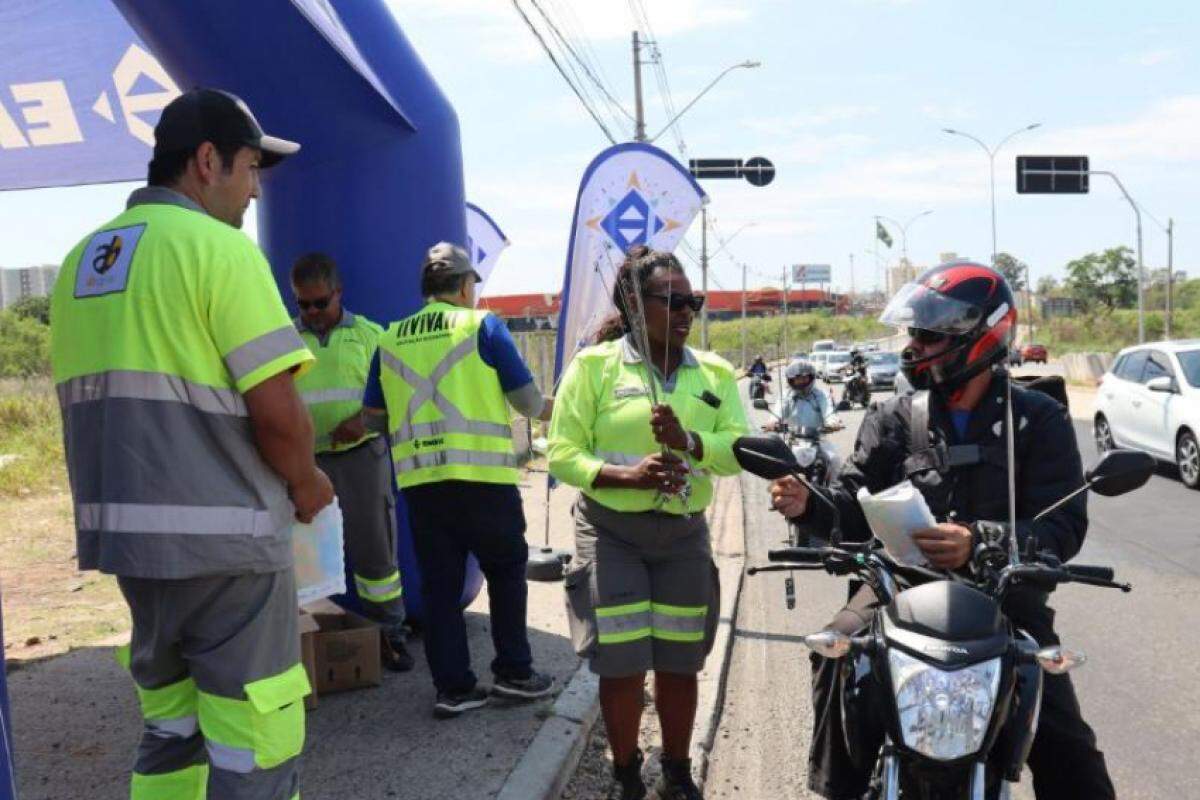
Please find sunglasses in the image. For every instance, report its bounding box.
[646,292,705,312]
[908,327,951,345]
[298,296,333,311]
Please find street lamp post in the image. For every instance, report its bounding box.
[647,60,761,143]
[875,210,933,292]
[943,123,1041,265]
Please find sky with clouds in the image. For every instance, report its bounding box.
[2,0,1196,299]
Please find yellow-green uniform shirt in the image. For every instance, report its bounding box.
[294,310,382,454]
[51,186,314,579]
[548,335,748,514]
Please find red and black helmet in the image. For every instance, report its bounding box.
[880,260,1016,392]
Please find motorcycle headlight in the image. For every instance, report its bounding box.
[888,649,1001,761]
[793,443,817,467]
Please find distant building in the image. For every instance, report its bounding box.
[886,259,921,295]
[0,264,58,309]
[477,286,851,332]
[478,293,560,332]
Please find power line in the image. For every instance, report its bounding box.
[534,0,635,128]
[510,0,617,144]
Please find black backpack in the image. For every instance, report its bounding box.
[1011,373,1069,411]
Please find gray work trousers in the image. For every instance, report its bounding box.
[318,437,406,631]
[118,569,307,800]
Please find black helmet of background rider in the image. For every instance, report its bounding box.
[880,260,1016,395]
[785,359,816,395]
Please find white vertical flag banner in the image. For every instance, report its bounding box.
[466,201,510,300]
[553,142,707,381]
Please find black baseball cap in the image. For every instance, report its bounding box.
[154,88,300,168]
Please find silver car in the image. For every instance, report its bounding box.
[867,351,900,388]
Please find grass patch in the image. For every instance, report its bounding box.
[0,380,66,498]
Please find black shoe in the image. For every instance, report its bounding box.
[381,630,414,673]
[654,756,702,800]
[610,749,646,800]
[433,686,490,719]
[491,670,555,700]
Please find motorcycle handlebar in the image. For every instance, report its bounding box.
[1064,564,1115,582]
[767,547,828,564]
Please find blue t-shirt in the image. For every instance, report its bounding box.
[950,409,971,441]
[362,312,533,409]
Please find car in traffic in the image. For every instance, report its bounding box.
[1008,347,1023,366]
[867,351,900,388]
[809,351,829,378]
[823,350,852,383]
[1021,343,1048,364]
[1094,340,1200,489]
[811,339,836,354]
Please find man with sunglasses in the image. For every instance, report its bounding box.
[291,252,414,672]
[769,261,1114,799]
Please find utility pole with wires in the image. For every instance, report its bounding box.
[1167,218,1175,340]
[631,30,646,141]
[849,253,856,314]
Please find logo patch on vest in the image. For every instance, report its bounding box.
[75,224,146,298]
[394,310,459,342]
[614,385,649,399]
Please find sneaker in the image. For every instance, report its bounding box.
[381,630,414,673]
[491,670,555,700]
[654,756,702,800]
[433,686,490,719]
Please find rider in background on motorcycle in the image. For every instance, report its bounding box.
[769,261,1115,800]
[764,359,831,433]
[747,355,769,378]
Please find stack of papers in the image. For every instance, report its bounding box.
[856,481,936,566]
[294,498,347,605]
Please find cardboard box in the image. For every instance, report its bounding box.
[298,604,381,709]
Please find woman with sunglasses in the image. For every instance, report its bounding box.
[548,245,748,800]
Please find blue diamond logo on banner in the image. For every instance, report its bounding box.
[600,189,664,252]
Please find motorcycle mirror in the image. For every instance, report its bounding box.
[752,398,770,411]
[1085,449,1156,497]
[732,435,799,480]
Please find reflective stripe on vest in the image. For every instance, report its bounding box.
[380,343,511,443]
[57,370,247,417]
[225,326,307,384]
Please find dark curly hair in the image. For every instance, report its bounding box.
[593,245,685,343]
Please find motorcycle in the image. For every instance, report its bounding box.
[733,434,1154,799]
[748,371,772,401]
[752,397,842,549]
[838,363,872,410]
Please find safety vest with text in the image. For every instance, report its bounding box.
[379,301,518,488]
[294,311,382,454]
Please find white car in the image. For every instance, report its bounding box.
[809,351,829,378]
[1094,340,1200,489]
[822,351,852,382]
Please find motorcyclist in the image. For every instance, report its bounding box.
[765,359,841,479]
[769,261,1115,799]
[747,354,771,400]
[765,359,831,433]
[839,348,871,408]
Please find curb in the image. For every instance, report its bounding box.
[495,662,600,800]
[692,476,747,790]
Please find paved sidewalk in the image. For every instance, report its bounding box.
[9,472,580,800]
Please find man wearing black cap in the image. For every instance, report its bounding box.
[51,88,327,800]
[363,242,557,718]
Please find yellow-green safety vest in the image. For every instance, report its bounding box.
[294,310,382,454]
[51,187,314,579]
[547,335,748,514]
[379,301,518,488]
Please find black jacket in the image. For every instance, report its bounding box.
[800,371,1087,566]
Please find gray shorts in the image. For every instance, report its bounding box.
[564,495,720,678]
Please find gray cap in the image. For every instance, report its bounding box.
[422,242,481,283]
